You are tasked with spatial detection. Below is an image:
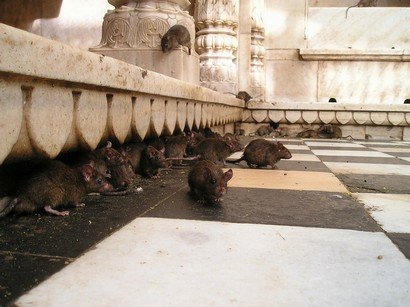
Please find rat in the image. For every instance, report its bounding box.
[231,139,292,169]
[147,137,166,153]
[186,131,206,156]
[346,0,378,18]
[108,160,136,190]
[297,129,319,138]
[164,134,188,165]
[223,133,244,152]
[188,160,233,204]
[0,160,114,218]
[194,138,235,166]
[161,25,191,55]
[256,125,275,136]
[139,145,169,178]
[317,124,342,139]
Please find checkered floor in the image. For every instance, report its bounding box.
[2,138,410,306]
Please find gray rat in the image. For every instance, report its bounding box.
[346,0,378,18]
[0,160,114,217]
[194,138,235,166]
[161,25,191,55]
[256,125,274,136]
[188,160,233,204]
[231,139,292,169]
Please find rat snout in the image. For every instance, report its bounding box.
[216,185,227,198]
[120,180,130,188]
[102,182,114,193]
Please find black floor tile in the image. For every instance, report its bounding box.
[0,252,69,305]
[387,233,410,260]
[144,187,381,232]
[336,174,410,194]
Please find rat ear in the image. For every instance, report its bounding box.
[224,169,233,182]
[81,165,94,182]
[147,146,156,159]
[277,142,284,148]
[105,141,112,148]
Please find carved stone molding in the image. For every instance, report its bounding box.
[246,102,410,128]
[0,23,243,164]
[194,0,239,93]
[250,0,265,100]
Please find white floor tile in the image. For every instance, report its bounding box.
[289,153,321,162]
[17,218,410,307]
[312,150,393,158]
[324,162,410,176]
[399,157,410,162]
[371,147,410,153]
[354,193,410,233]
[305,141,364,148]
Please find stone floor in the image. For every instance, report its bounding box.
[1,138,410,306]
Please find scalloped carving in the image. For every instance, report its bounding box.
[370,112,388,125]
[26,84,73,158]
[268,110,285,123]
[164,99,177,135]
[387,112,405,126]
[406,113,410,125]
[194,103,202,129]
[186,102,195,130]
[107,93,132,144]
[318,111,335,124]
[353,112,371,125]
[150,98,166,137]
[252,110,267,123]
[335,111,353,125]
[74,91,107,151]
[285,111,302,124]
[176,101,187,132]
[302,111,318,124]
[0,80,23,163]
[132,95,151,140]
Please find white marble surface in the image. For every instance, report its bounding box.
[16,218,410,306]
[354,193,410,233]
[317,61,410,104]
[311,150,393,158]
[324,162,410,176]
[305,141,364,148]
[307,8,410,49]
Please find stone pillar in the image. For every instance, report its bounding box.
[250,0,265,101]
[194,0,239,94]
[90,0,199,85]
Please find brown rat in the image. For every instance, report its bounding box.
[346,0,378,18]
[223,133,244,152]
[194,138,235,166]
[0,160,114,217]
[186,131,206,156]
[139,145,169,178]
[164,134,188,164]
[147,137,166,153]
[297,129,319,138]
[317,124,343,139]
[161,25,191,55]
[256,125,274,136]
[188,160,233,204]
[231,139,292,169]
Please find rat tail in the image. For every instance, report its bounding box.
[345,5,355,18]
[0,197,18,218]
[228,155,244,164]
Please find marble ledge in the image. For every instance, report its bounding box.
[0,23,243,108]
[299,49,410,62]
[247,102,410,112]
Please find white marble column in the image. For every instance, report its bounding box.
[250,0,265,101]
[194,0,239,93]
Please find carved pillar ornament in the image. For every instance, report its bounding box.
[250,0,265,101]
[194,0,239,93]
[90,0,199,84]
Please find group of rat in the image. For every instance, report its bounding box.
[0,127,295,218]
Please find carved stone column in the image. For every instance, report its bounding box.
[250,0,265,101]
[194,0,239,94]
[90,0,199,85]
